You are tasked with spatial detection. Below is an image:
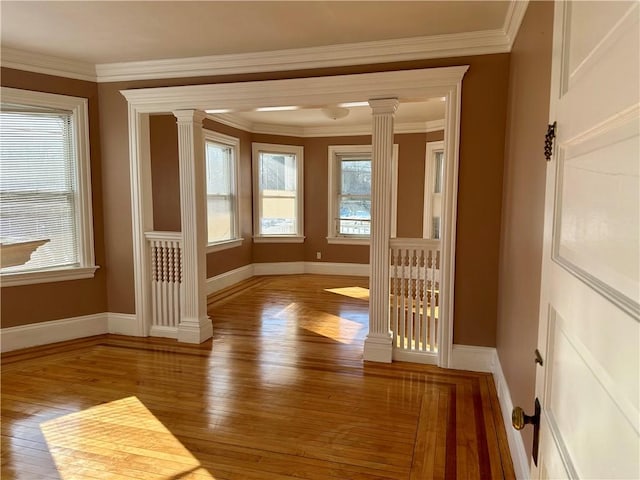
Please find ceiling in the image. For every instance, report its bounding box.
[1,1,521,130]
[213,98,446,132]
[1,1,511,64]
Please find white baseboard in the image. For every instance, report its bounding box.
[206,264,254,295]
[149,325,178,339]
[304,261,369,276]
[493,354,530,479]
[450,344,497,372]
[0,313,108,353]
[253,261,305,276]
[392,349,438,365]
[107,313,140,336]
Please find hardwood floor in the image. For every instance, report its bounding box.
[1,275,515,479]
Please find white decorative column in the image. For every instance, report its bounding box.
[364,98,399,362]
[173,110,213,343]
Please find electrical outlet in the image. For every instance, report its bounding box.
[316,251,321,260]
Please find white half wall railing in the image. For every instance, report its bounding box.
[145,231,182,338]
[389,238,441,363]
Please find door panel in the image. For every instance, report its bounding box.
[535,2,639,479]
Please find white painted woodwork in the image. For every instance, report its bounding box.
[533,3,639,479]
[389,239,440,364]
[121,67,467,365]
[173,110,213,344]
[145,232,182,338]
[0,1,526,82]
[362,98,398,363]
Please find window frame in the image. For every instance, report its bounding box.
[0,87,97,287]
[252,142,304,243]
[327,144,398,245]
[423,140,445,240]
[203,130,243,253]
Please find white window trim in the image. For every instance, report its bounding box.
[327,144,398,245]
[203,129,243,252]
[0,87,97,287]
[252,142,305,242]
[423,140,444,239]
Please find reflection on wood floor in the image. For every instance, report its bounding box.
[1,274,515,479]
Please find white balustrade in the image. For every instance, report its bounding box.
[145,231,182,336]
[389,238,440,359]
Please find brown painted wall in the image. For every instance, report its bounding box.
[395,130,445,238]
[496,1,554,459]
[0,68,108,327]
[149,127,445,269]
[150,115,181,231]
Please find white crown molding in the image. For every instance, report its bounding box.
[1,47,97,82]
[208,114,445,138]
[1,2,527,84]
[503,1,530,49]
[96,29,507,83]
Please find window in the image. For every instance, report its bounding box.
[423,141,445,240]
[327,145,398,244]
[252,143,304,242]
[204,130,242,252]
[0,87,96,286]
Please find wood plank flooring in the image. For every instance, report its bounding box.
[1,275,515,479]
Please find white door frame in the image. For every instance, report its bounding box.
[121,66,468,368]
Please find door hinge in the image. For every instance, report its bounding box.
[535,349,544,366]
[544,121,557,162]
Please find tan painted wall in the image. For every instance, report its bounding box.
[496,1,554,459]
[149,124,445,269]
[0,68,108,327]
[150,115,181,232]
[4,53,510,348]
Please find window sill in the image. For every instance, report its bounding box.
[326,236,370,246]
[253,236,305,244]
[1,265,99,287]
[206,238,244,253]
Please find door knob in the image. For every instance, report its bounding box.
[512,405,536,430]
[512,398,542,466]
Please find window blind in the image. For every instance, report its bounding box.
[0,109,79,272]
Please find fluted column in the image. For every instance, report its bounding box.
[173,109,213,343]
[364,98,399,362]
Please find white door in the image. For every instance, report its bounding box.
[533,1,639,479]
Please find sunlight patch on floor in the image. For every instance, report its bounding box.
[40,396,215,479]
[300,310,365,344]
[325,286,370,300]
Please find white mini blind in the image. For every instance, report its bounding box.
[0,108,79,272]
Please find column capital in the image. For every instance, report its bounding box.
[172,109,207,125]
[368,98,399,115]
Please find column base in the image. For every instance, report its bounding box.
[177,315,213,344]
[363,333,393,363]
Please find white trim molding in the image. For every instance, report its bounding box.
[1,3,528,83]
[450,344,497,372]
[121,67,467,360]
[107,313,139,337]
[1,47,97,82]
[0,313,108,353]
[210,114,445,138]
[0,312,143,353]
[206,264,255,296]
[493,353,530,480]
